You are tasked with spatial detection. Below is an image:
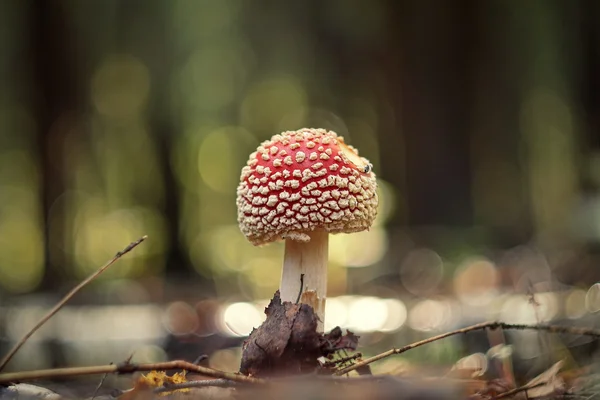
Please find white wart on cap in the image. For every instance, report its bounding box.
[237,128,378,246]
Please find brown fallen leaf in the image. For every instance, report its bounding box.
[525,360,565,398]
[239,291,360,377]
[0,383,62,400]
[321,326,359,353]
[118,379,153,400]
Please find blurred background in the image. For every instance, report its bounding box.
[1,0,600,385]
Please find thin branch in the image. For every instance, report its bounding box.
[0,236,148,371]
[334,321,600,376]
[295,274,304,304]
[91,369,110,400]
[154,379,238,394]
[321,353,362,368]
[493,380,548,399]
[0,360,263,385]
[153,375,422,394]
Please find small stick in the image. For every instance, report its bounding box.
[0,360,263,385]
[154,378,237,393]
[0,236,148,371]
[91,370,109,400]
[295,274,305,304]
[334,321,600,376]
[321,353,362,368]
[493,380,548,399]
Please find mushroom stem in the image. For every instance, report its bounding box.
[280,229,328,332]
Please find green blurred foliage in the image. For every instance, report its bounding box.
[0,0,597,302]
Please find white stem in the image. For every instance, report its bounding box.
[279,229,328,332]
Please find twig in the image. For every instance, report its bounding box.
[321,353,362,368]
[92,358,113,400]
[493,380,548,399]
[91,364,111,400]
[154,374,413,394]
[334,321,600,376]
[0,236,148,371]
[154,378,238,393]
[0,360,263,385]
[296,274,305,304]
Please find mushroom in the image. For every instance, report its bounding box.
[236,128,378,331]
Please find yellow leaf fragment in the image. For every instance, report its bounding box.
[139,370,190,396]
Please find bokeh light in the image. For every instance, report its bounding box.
[380,298,408,333]
[0,207,44,293]
[130,345,168,364]
[91,55,150,119]
[241,77,307,133]
[500,293,558,324]
[209,348,241,373]
[197,126,255,194]
[2,0,599,374]
[163,301,199,336]
[0,144,44,293]
[177,44,250,112]
[323,297,348,332]
[565,289,587,319]
[218,302,265,337]
[453,257,499,306]
[346,296,388,332]
[585,283,600,313]
[400,248,444,296]
[72,204,165,278]
[408,299,456,332]
[329,228,387,268]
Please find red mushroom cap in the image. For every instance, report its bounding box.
[237,128,378,246]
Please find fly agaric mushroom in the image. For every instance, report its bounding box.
[236,128,378,331]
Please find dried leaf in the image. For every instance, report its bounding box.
[446,367,485,380]
[525,360,565,398]
[239,291,361,377]
[239,291,321,376]
[119,379,153,400]
[321,327,360,352]
[0,383,62,400]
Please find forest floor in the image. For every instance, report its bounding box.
[1,237,599,400]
